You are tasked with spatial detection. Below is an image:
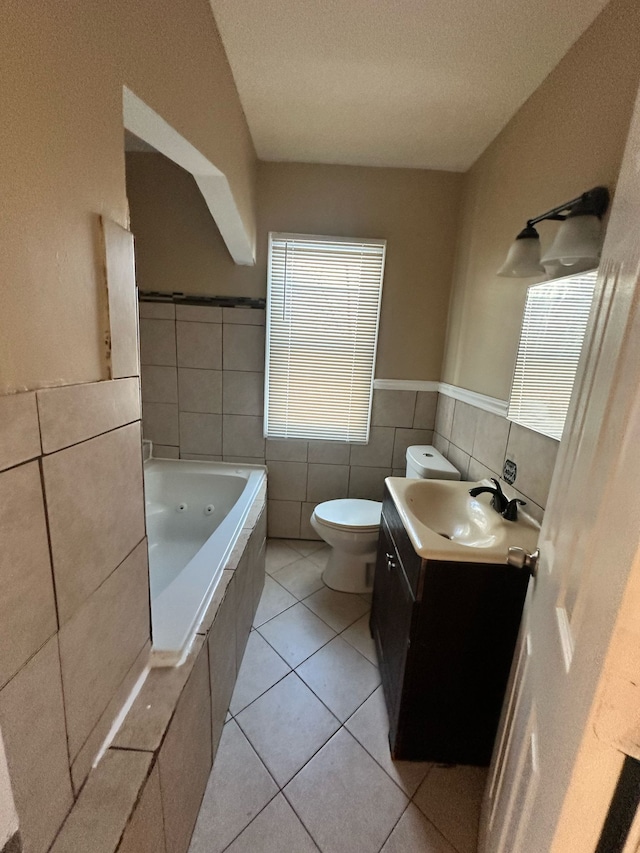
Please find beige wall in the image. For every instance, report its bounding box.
[127,157,464,379]
[1,0,256,395]
[442,0,640,400]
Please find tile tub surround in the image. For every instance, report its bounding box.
[433,392,560,521]
[186,537,486,853]
[50,493,267,853]
[139,297,438,538]
[0,379,148,853]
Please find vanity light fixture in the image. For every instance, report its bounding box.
[497,186,609,278]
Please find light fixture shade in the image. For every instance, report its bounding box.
[497,230,545,278]
[541,214,602,268]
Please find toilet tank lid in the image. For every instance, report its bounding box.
[406,445,461,479]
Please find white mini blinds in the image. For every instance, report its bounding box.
[508,269,597,441]
[265,233,386,443]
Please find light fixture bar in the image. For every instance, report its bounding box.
[526,186,609,229]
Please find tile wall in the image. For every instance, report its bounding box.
[139,301,438,539]
[50,493,267,853]
[433,395,560,522]
[0,379,149,853]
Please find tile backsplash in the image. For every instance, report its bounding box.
[139,300,437,538]
[433,394,560,522]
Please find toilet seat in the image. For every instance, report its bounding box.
[313,499,381,532]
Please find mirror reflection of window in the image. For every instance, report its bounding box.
[508,269,598,440]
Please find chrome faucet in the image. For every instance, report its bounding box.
[468,478,526,521]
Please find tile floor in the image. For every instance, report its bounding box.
[189,539,487,853]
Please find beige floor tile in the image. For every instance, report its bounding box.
[188,720,278,853]
[252,576,297,627]
[265,540,300,575]
[303,587,370,632]
[345,687,431,796]
[271,557,324,600]
[224,794,318,853]
[283,539,325,557]
[381,804,457,853]
[236,673,340,787]
[284,728,408,853]
[296,636,380,722]
[341,613,378,666]
[413,764,488,853]
[257,603,336,668]
[307,547,330,569]
[229,632,290,716]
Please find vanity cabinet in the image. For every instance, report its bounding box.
[370,485,530,766]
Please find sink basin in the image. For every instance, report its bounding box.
[385,477,540,563]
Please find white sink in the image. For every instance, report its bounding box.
[386,477,540,563]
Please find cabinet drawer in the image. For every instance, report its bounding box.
[382,489,423,599]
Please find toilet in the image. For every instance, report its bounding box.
[310,445,460,594]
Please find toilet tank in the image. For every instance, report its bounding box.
[405,445,461,480]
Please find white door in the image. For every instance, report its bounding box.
[480,79,640,852]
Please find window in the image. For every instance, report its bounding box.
[508,269,597,441]
[264,233,386,442]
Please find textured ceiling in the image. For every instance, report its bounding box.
[209,0,610,171]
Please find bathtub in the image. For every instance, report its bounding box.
[144,458,267,665]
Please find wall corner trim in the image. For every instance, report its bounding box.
[438,382,509,417]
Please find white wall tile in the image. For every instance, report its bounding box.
[433,433,450,457]
[0,462,57,688]
[177,321,222,370]
[154,445,180,459]
[300,502,322,540]
[178,368,222,413]
[0,392,41,472]
[446,444,470,480]
[179,412,222,455]
[37,378,141,453]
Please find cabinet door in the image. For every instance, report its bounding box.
[371,519,415,733]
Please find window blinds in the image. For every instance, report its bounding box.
[264,233,386,443]
[508,270,597,441]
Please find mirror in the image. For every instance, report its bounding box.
[508,269,597,440]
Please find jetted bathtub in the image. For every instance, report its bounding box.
[144,458,266,665]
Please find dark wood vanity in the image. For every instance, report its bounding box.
[370,485,530,766]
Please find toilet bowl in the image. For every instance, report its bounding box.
[311,445,460,594]
[310,499,382,593]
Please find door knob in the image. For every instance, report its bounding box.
[507,547,539,577]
